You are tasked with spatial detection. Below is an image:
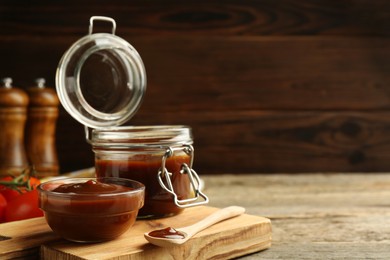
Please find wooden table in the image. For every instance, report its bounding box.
[2,173,389,259]
[203,173,390,259]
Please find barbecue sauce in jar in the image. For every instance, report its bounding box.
[96,154,191,217]
[91,126,203,218]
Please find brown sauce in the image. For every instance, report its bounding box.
[40,179,144,242]
[53,179,132,194]
[95,154,191,218]
[148,227,186,239]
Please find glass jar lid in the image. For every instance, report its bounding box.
[56,16,146,128]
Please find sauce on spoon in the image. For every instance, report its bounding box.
[148,227,186,239]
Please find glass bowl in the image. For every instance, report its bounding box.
[38,177,145,242]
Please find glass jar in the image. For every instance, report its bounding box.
[56,16,146,128]
[56,16,208,218]
[89,125,208,218]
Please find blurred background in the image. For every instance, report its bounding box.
[1,0,390,174]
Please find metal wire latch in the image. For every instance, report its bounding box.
[157,145,209,208]
[89,16,116,35]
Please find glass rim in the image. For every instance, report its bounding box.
[89,125,193,147]
[38,177,145,199]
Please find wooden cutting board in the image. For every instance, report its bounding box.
[0,206,271,260]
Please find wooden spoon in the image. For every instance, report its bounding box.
[144,206,245,247]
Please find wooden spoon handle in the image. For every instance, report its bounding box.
[182,206,245,237]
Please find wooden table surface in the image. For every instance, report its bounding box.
[202,173,390,259]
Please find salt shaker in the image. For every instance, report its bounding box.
[25,78,60,177]
[0,78,29,176]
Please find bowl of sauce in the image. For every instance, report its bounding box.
[38,177,145,242]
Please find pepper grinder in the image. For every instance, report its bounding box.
[25,78,60,177]
[0,78,29,176]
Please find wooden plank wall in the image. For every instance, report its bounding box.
[1,0,390,174]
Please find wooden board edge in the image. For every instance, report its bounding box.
[127,217,272,260]
[40,215,272,260]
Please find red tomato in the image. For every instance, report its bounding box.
[4,189,43,222]
[0,175,40,201]
[0,194,6,222]
[0,176,13,182]
[0,186,20,201]
[0,176,20,202]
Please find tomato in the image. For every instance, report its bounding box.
[0,176,13,182]
[4,189,43,222]
[1,177,19,201]
[0,175,40,201]
[0,194,6,223]
[0,172,43,222]
[0,186,20,201]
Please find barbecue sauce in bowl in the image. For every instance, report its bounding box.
[53,179,130,194]
[38,177,145,243]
